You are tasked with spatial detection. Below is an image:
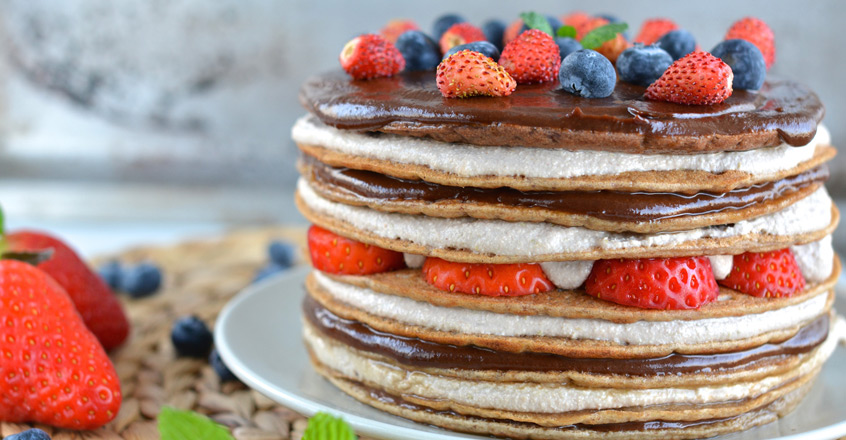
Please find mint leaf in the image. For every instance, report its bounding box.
[519,12,552,36]
[580,23,628,50]
[556,25,577,39]
[303,412,357,440]
[158,407,234,440]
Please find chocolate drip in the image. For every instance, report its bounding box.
[304,155,828,222]
[304,295,828,376]
[299,71,825,152]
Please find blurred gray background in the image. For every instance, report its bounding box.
[0,0,843,230]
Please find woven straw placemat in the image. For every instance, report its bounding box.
[0,226,383,440]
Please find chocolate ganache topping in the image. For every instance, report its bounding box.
[299,71,825,153]
[304,296,829,376]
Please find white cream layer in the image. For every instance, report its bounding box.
[313,271,830,345]
[299,178,833,259]
[304,316,844,414]
[292,115,829,179]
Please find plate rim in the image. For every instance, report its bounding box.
[215,266,846,440]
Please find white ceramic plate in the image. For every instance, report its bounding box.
[215,266,846,440]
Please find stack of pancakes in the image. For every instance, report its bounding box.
[293,70,845,439]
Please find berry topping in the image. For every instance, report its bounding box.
[5,429,52,440]
[725,17,775,69]
[634,18,679,45]
[396,30,442,72]
[8,230,130,350]
[719,249,805,298]
[307,225,405,275]
[436,50,516,98]
[499,29,561,84]
[559,49,617,98]
[656,29,697,60]
[339,34,405,80]
[0,260,122,429]
[423,257,554,297]
[711,39,767,90]
[555,36,583,59]
[481,19,507,51]
[120,262,163,298]
[645,51,733,105]
[561,11,592,29]
[380,19,419,44]
[209,348,238,382]
[171,316,214,358]
[585,256,719,310]
[432,13,466,40]
[617,44,673,86]
[443,41,501,61]
[575,17,628,63]
[439,23,487,54]
[503,14,562,45]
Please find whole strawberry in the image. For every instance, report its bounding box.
[499,29,561,84]
[339,34,405,80]
[634,18,679,45]
[719,249,805,298]
[645,51,733,105]
[380,19,419,44]
[307,225,405,275]
[585,256,719,310]
[0,259,122,429]
[725,17,775,69]
[439,23,487,54]
[7,230,129,350]
[436,50,516,98]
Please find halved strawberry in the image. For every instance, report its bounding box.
[380,19,419,44]
[719,249,805,298]
[436,50,516,98]
[499,29,561,84]
[634,18,679,45]
[645,51,733,105]
[339,34,405,80]
[422,257,553,296]
[725,17,775,69]
[307,225,404,275]
[439,23,487,54]
[585,256,719,310]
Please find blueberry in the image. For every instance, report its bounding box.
[432,14,465,39]
[482,19,506,50]
[396,30,441,72]
[98,260,122,290]
[559,49,617,98]
[555,37,582,59]
[616,44,673,87]
[443,41,500,61]
[711,39,766,90]
[209,348,238,382]
[656,29,696,60]
[5,429,51,440]
[120,262,162,298]
[253,263,284,283]
[171,316,213,358]
[269,240,296,268]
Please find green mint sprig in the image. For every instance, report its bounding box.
[580,23,628,49]
[158,407,234,440]
[303,412,357,440]
[556,25,577,39]
[519,11,553,36]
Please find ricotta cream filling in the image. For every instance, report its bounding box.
[292,115,829,179]
[304,316,844,414]
[313,272,830,345]
[298,178,832,258]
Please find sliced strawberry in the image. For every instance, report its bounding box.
[307,225,404,275]
[585,257,719,310]
[436,50,516,98]
[499,29,561,84]
[422,257,553,297]
[719,249,805,298]
[439,23,487,54]
[380,19,419,44]
[339,34,405,80]
[725,17,775,69]
[645,51,733,105]
[634,18,679,45]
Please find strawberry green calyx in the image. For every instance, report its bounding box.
[520,11,553,36]
[581,23,628,50]
[303,412,357,440]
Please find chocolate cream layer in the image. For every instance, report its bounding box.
[300,71,824,153]
[304,295,829,376]
[303,154,828,223]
